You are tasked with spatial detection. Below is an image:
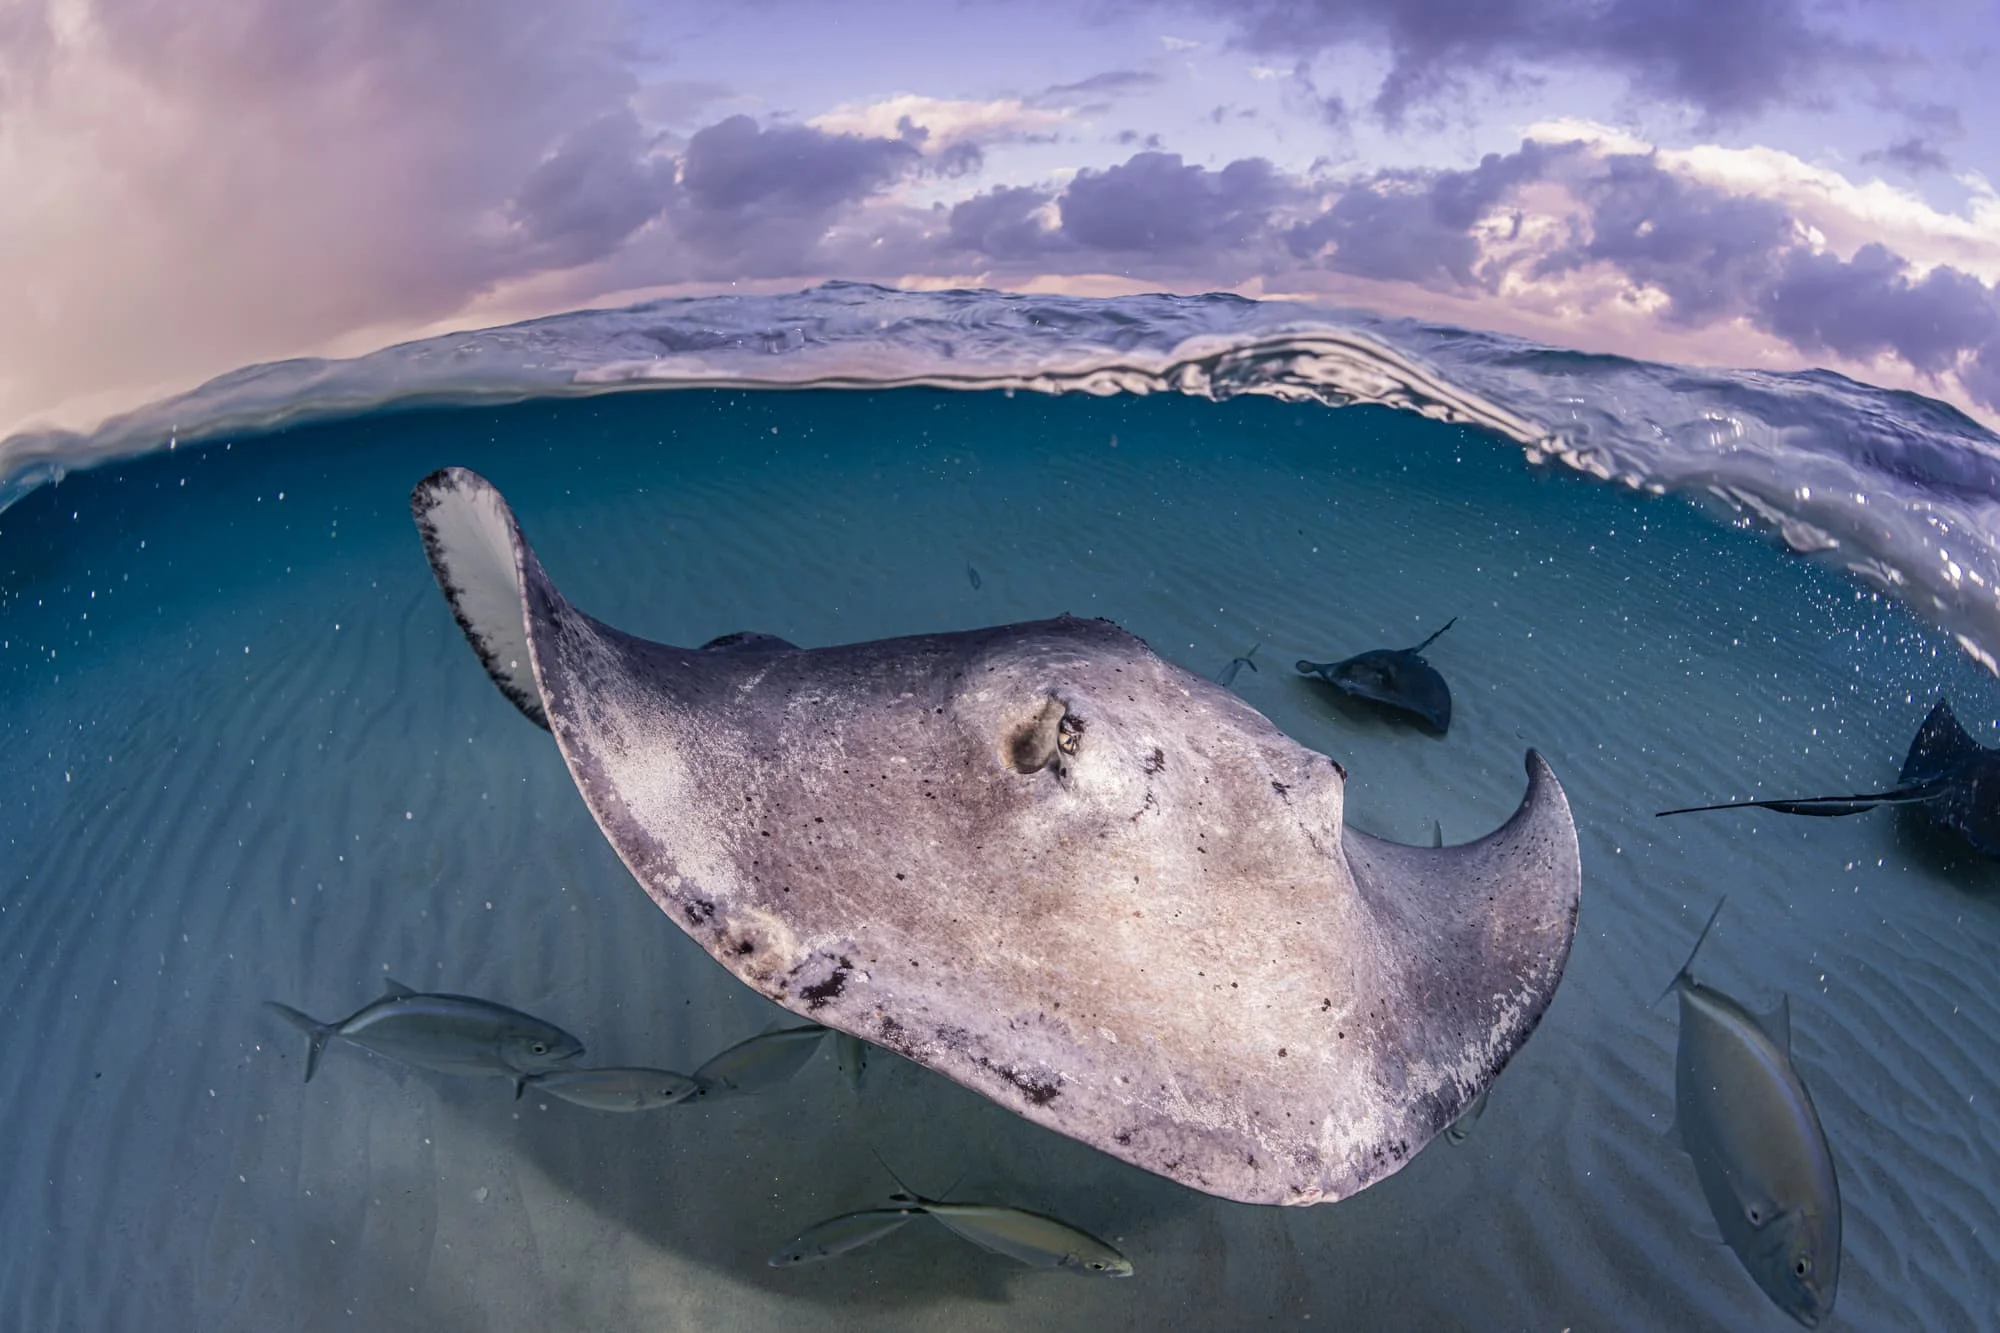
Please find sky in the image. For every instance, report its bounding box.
[3,0,2000,438]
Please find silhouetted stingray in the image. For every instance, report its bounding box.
[1296,618,1457,734]
[1658,699,2000,858]
[411,469,1580,1206]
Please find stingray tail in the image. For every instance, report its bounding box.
[1656,777,1951,819]
[1408,617,1457,654]
[1654,897,1725,1007]
[263,1001,334,1083]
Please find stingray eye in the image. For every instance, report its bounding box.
[1058,712,1085,756]
[1008,696,1072,774]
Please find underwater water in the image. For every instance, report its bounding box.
[3,289,2000,1331]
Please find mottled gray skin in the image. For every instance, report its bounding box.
[1296,618,1455,733]
[1668,902,1840,1327]
[411,468,1580,1206]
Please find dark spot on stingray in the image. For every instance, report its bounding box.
[978,1055,1063,1106]
[1271,780,1291,798]
[1278,1048,1287,1057]
[734,940,756,955]
[1115,1130,1133,1146]
[684,898,716,925]
[800,956,853,1010]
[1144,747,1166,775]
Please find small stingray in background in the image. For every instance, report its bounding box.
[1660,899,1840,1329]
[1296,617,1457,734]
[1214,643,1260,688]
[1657,698,2000,858]
[966,562,982,591]
[517,1066,700,1110]
[264,978,584,1086]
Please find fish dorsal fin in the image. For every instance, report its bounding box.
[1756,994,1792,1052]
[1654,897,1725,1006]
[1901,697,1982,784]
[383,977,418,999]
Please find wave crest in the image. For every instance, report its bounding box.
[6,281,1998,667]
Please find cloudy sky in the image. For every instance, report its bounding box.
[4,0,2000,438]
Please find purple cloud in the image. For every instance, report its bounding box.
[1059,152,1293,253]
[1537,153,1797,323]
[1208,0,1866,123]
[1290,142,1563,288]
[946,186,1065,260]
[674,115,921,267]
[1760,245,2000,378]
[509,111,676,270]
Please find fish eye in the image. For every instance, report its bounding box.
[1795,1257,1811,1278]
[1747,1207,1761,1225]
[530,1042,548,1055]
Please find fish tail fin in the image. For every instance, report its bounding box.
[1244,644,1260,670]
[1654,897,1725,1007]
[1410,617,1457,654]
[263,1001,334,1082]
[868,1145,929,1208]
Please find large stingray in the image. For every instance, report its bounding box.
[1296,618,1457,734]
[410,469,1581,1206]
[1659,699,2000,858]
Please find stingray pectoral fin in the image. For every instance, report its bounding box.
[412,468,550,730]
[1340,750,1581,1131]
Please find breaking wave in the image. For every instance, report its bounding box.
[5,280,1997,667]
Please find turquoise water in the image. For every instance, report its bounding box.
[4,376,2000,1329]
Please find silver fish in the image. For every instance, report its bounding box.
[1445,1085,1489,1145]
[692,1023,829,1095]
[265,978,584,1083]
[966,562,982,591]
[1213,643,1261,687]
[886,1175,1132,1277]
[834,1031,870,1092]
[517,1066,700,1110]
[1663,899,1840,1327]
[768,1207,920,1267]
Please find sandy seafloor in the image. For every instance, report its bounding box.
[2,387,1999,1332]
